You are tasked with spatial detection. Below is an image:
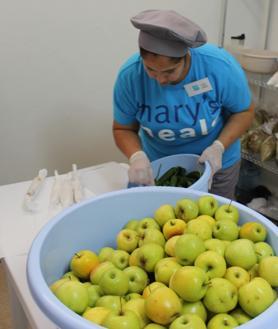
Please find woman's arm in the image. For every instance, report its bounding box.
[112,120,142,159]
[218,103,255,149]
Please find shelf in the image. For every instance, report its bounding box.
[246,72,278,91]
[241,150,278,175]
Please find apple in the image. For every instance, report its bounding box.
[138,228,166,247]
[170,266,208,302]
[229,307,251,325]
[255,242,274,262]
[194,250,226,279]
[129,248,140,267]
[238,277,274,317]
[116,229,139,253]
[124,219,139,231]
[83,283,103,307]
[181,301,207,322]
[136,217,160,234]
[110,250,130,270]
[165,235,180,257]
[154,257,182,285]
[103,309,141,329]
[124,297,150,328]
[124,293,143,302]
[258,256,278,287]
[214,204,239,224]
[272,288,277,301]
[196,215,216,229]
[70,249,99,280]
[207,313,238,329]
[144,324,167,329]
[136,243,164,272]
[248,263,259,280]
[187,218,212,240]
[175,199,199,222]
[169,314,206,329]
[90,261,115,284]
[50,278,69,293]
[224,266,250,289]
[154,204,176,227]
[62,271,79,281]
[82,306,110,325]
[239,221,267,242]
[204,239,226,256]
[145,286,182,325]
[212,219,239,241]
[98,247,114,262]
[203,278,238,313]
[225,239,257,270]
[142,282,166,299]
[162,219,186,240]
[198,195,218,217]
[99,267,129,296]
[123,265,149,294]
[174,234,206,265]
[55,280,89,314]
[96,295,126,312]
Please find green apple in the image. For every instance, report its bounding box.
[196,215,216,229]
[169,314,206,329]
[225,239,257,270]
[124,293,143,302]
[138,228,166,247]
[248,263,259,280]
[194,250,226,279]
[142,282,166,299]
[181,301,207,322]
[124,219,139,231]
[175,199,199,222]
[170,266,208,302]
[136,243,164,272]
[124,297,150,328]
[214,204,239,224]
[98,247,114,262]
[136,217,160,234]
[258,256,278,287]
[83,283,103,307]
[62,271,79,281]
[162,219,186,240]
[154,204,176,227]
[229,307,251,325]
[55,280,89,314]
[123,266,149,294]
[144,324,167,329]
[145,286,182,325]
[255,242,274,262]
[207,313,238,329]
[175,234,206,265]
[198,195,218,217]
[165,235,180,257]
[103,309,141,329]
[90,261,115,284]
[116,229,139,253]
[204,239,225,256]
[99,267,129,296]
[50,278,69,293]
[154,257,182,285]
[110,250,130,270]
[82,306,110,325]
[239,221,267,242]
[212,219,239,241]
[70,249,99,280]
[238,277,274,317]
[187,218,212,240]
[203,278,238,313]
[96,295,126,312]
[224,266,250,289]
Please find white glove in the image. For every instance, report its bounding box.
[199,140,225,188]
[128,151,155,186]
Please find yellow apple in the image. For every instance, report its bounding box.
[82,306,110,325]
[165,235,180,257]
[70,249,99,280]
[162,219,186,240]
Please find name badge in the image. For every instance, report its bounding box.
[184,78,213,97]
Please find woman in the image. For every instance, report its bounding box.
[113,9,254,199]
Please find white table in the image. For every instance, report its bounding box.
[1,162,129,329]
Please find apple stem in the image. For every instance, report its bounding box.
[228,200,232,211]
[75,253,81,258]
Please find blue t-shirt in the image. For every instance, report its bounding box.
[113,44,251,169]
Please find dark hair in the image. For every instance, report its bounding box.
[139,47,184,64]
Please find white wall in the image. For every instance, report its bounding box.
[0,0,223,184]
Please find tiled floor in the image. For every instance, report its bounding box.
[0,260,12,329]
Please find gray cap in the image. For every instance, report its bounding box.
[131,9,207,57]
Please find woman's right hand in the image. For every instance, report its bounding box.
[128,151,155,186]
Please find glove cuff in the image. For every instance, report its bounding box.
[213,140,225,153]
[129,150,148,164]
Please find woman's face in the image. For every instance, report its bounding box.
[142,53,187,86]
